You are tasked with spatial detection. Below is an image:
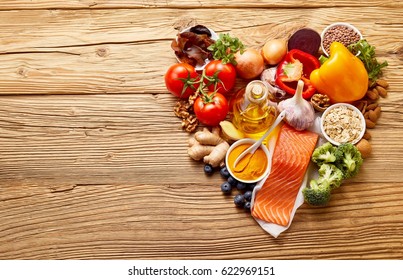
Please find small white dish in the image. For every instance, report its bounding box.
[320,103,366,146]
[175,26,218,71]
[225,138,272,184]
[320,22,363,57]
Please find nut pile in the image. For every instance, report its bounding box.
[322,25,361,55]
[353,79,389,140]
[174,94,199,132]
[365,79,389,100]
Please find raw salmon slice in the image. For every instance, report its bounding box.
[252,124,318,226]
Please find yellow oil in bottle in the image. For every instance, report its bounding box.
[229,81,277,140]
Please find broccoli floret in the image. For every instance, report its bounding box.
[303,179,332,206]
[312,142,338,166]
[317,163,344,190]
[335,143,363,179]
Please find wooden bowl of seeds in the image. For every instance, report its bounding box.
[320,103,366,146]
[321,22,362,57]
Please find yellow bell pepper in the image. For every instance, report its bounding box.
[310,42,368,103]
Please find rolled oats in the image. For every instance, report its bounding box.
[322,105,364,144]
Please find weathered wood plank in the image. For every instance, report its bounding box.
[0,8,401,95]
[0,94,401,187]
[0,0,401,10]
[0,181,402,259]
[0,4,402,261]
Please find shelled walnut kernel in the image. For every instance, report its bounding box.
[311,94,331,112]
[174,100,199,133]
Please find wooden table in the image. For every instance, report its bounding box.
[0,1,402,260]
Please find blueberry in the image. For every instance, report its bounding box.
[244,191,252,202]
[220,182,232,194]
[244,201,251,211]
[204,164,214,175]
[234,194,245,208]
[236,181,247,191]
[227,176,238,187]
[219,166,230,179]
[247,183,257,191]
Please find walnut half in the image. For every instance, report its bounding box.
[174,100,199,133]
[311,94,331,112]
[182,115,199,133]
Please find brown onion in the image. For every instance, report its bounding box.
[234,48,265,80]
[261,39,287,65]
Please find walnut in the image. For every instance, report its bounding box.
[174,99,199,133]
[174,100,191,118]
[311,94,331,112]
[182,115,199,133]
[187,92,198,107]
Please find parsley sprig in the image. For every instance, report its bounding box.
[348,39,388,86]
[207,33,245,65]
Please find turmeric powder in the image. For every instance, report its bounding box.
[227,143,268,181]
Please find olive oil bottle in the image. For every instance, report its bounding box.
[229,80,277,139]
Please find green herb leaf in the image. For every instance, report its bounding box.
[207,33,245,65]
[348,39,388,86]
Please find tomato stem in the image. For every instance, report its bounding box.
[177,69,200,97]
[201,91,215,104]
[195,68,225,97]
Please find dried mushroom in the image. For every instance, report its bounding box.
[189,25,212,36]
[171,28,215,67]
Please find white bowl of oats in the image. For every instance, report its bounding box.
[320,103,366,146]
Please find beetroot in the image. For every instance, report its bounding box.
[288,28,321,55]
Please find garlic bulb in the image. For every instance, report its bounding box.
[260,67,287,101]
[278,80,315,131]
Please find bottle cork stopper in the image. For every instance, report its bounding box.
[246,81,269,103]
[251,84,263,99]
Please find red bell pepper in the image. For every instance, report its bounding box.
[275,49,320,99]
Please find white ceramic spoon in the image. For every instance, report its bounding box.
[233,110,286,169]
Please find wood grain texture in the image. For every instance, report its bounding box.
[0,2,402,260]
[0,94,401,186]
[1,181,402,259]
[0,8,401,95]
[0,0,401,9]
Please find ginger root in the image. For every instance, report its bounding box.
[187,138,215,161]
[194,127,223,145]
[188,127,229,167]
[204,141,229,167]
[219,120,244,142]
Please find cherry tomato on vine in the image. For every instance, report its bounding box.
[193,92,229,126]
[204,60,237,94]
[165,63,199,99]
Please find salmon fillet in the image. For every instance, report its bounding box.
[252,124,318,226]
